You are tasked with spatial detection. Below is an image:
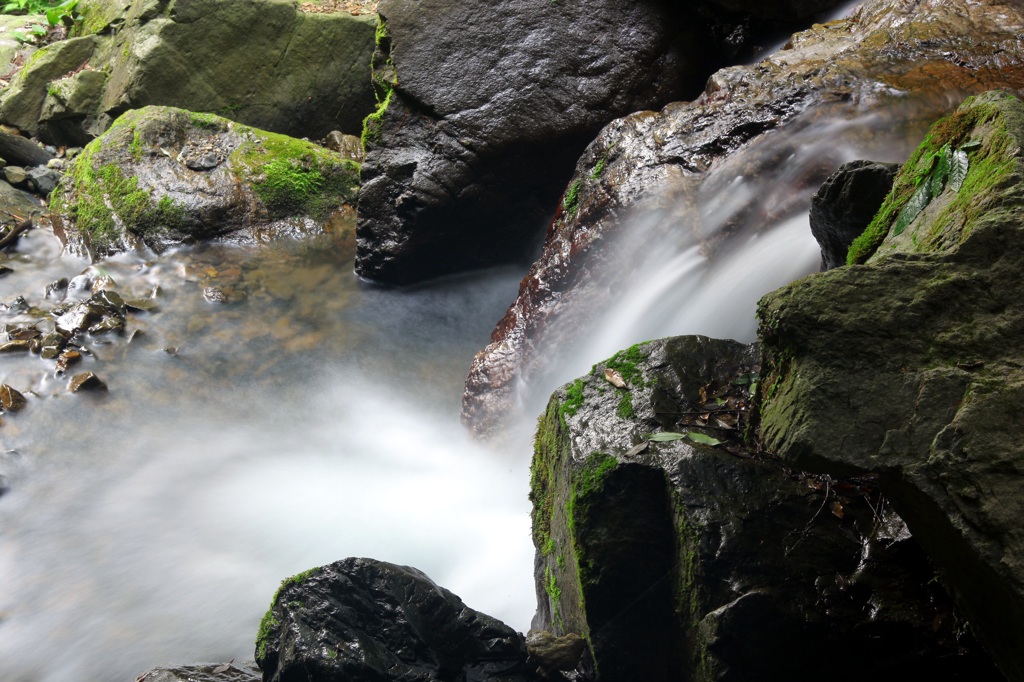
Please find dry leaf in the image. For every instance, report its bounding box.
[604,368,627,389]
[624,441,649,457]
[830,500,845,519]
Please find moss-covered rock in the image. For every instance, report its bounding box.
[758,91,1024,680]
[0,0,376,145]
[50,105,359,258]
[533,336,994,681]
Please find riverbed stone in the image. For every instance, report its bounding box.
[758,90,1024,680]
[534,335,1000,680]
[355,0,844,285]
[135,662,260,682]
[49,105,360,259]
[255,558,542,682]
[0,0,376,145]
[462,0,1024,436]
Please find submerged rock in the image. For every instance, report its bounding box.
[256,558,541,682]
[0,0,376,145]
[50,106,360,259]
[758,90,1024,680]
[534,336,999,680]
[462,0,1024,436]
[355,0,841,285]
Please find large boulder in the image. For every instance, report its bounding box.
[50,106,359,258]
[462,0,1024,436]
[0,0,376,145]
[533,335,998,681]
[758,90,1024,679]
[354,0,846,285]
[255,558,542,682]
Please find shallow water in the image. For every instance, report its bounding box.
[0,233,533,681]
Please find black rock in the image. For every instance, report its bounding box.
[356,0,838,284]
[809,160,899,270]
[256,558,542,682]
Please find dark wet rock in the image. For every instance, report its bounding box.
[39,330,68,359]
[534,336,1000,681]
[0,264,12,277]
[463,0,1024,436]
[758,91,1024,680]
[355,0,841,285]
[54,290,125,335]
[809,159,900,270]
[135,662,260,682]
[67,273,91,291]
[0,0,376,145]
[202,286,226,303]
[25,165,60,196]
[50,106,360,259]
[54,349,81,374]
[0,384,26,411]
[256,557,541,682]
[68,371,105,392]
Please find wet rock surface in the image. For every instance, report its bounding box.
[134,662,261,682]
[462,0,1024,436]
[50,105,359,259]
[809,159,899,270]
[533,335,1000,681]
[758,90,1024,680]
[354,0,842,285]
[256,557,542,682]
[0,0,377,145]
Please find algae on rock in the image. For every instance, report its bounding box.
[51,105,360,258]
[758,90,1024,680]
[531,336,990,680]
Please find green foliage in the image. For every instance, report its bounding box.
[616,392,634,419]
[604,344,649,388]
[561,378,585,418]
[563,179,582,216]
[2,0,79,26]
[590,157,606,179]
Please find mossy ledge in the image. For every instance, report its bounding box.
[255,567,322,662]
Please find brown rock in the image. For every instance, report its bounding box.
[0,383,26,411]
[69,371,106,392]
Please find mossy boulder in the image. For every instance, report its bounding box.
[0,0,376,145]
[533,336,994,681]
[758,91,1024,679]
[50,105,359,258]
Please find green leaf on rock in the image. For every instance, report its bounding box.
[644,431,724,446]
[961,139,983,152]
[686,432,724,446]
[892,180,931,236]
[949,148,969,192]
[928,144,951,198]
[646,432,687,442]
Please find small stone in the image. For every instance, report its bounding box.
[125,298,158,312]
[88,316,124,334]
[526,629,586,672]
[203,286,227,303]
[69,371,106,393]
[91,275,116,293]
[0,265,12,277]
[324,130,364,162]
[46,158,64,170]
[67,274,92,291]
[0,384,26,412]
[2,166,26,185]
[0,340,30,353]
[39,330,68,359]
[45,277,69,299]
[54,350,81,374]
